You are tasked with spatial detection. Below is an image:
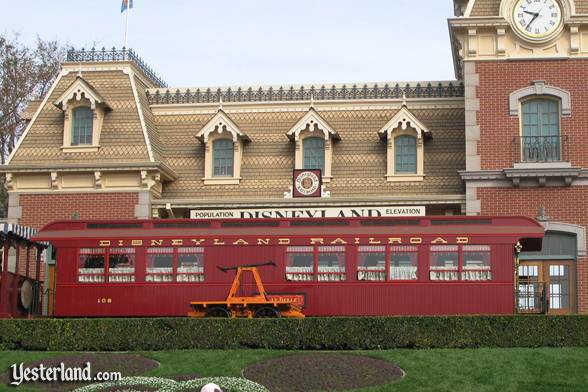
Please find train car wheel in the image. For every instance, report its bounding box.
[205,307,230,318]
[254,307,280,318]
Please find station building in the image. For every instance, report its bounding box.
[1,0,587,314]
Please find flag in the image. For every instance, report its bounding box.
[121,0,133,13]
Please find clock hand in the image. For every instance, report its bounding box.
[527,13,540,29]
[523,11,539,16]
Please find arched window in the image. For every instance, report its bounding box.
[213,139,234,177]
[71,107,94,146]
[303,137,325,172]
[521,99,560,162]
[394,135,417,174]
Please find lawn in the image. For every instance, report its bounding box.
[1,347,587,391]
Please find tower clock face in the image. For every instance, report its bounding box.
[512,0,563,40]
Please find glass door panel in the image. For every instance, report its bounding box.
[547,263,573,314]
[518,264,541,312]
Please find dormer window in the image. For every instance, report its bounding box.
[54,77,110,153]
[213,139,235,177]
[379,105,430,182]
[197,109,250,185]
[303,137,325,172]
[287,108,340,182]
[395,135,417,174]
[72,106,94,146]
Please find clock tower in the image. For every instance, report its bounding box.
[450,0,588,314]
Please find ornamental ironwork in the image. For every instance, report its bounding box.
[146,82,464,105]
[66,47,168,88]
[513,135,569,163]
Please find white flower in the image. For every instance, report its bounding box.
[73,376,269,392]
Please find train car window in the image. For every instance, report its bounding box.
[390,246,418,280]
[146,248,174,282]
[357,245,386,281]
[177,247,205,282]
[430,245,459,281]
[78,248,106,283]
[285,246,314,281]
[317,246,346,282]
[462,245,492,281]
[108,248,136,283]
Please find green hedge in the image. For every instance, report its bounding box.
[1,316,587,351]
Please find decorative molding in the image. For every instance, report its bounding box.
[0,162,177,181]
[50,172,59,190]
[461,167,584,187]
[150,99,465,116]
[94,171,102,189]
[128,71,155,162]
[5,173,14,191]
[196,110,250,143]
[539,221,586,258]
[54,77,109,111]
[286,108,339,142]
[61,145,100,153]
[509,81,572,116]
[378,105,431,139]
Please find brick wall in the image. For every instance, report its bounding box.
[479,187,588,314]
[16,192,139,279]
[476,60,588,170]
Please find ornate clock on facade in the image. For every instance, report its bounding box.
[512,0,563,41]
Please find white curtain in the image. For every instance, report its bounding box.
[317,266,346,281]
[390,266,418,280]
[429,267,459,281]
[357,268,386,281]
[461,270,492,281]
[286,266,313,281]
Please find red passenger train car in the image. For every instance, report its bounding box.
[33,216,544,317]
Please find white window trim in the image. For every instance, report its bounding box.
[509,80,571,117]
[379,106,429,182]
[197,110,250,185]
[54,77,109,152]
[514,91,569,168]
[287,109,340,183]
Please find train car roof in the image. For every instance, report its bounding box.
[33,216,545,242]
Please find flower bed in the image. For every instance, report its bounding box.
[243,353,404,391]
[74,376,269,392]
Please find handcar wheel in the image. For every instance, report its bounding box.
[205,307,231,318]
[254,307,280,318]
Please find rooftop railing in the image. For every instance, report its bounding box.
[66,47,168,88]
[146,82,464,105]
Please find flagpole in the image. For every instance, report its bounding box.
[124,5,129,49]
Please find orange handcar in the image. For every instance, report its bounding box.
[188,261,305,318]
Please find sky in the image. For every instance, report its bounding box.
[0,0,457,88]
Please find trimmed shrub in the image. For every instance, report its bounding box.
[0,316,587,351]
